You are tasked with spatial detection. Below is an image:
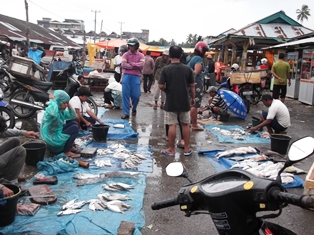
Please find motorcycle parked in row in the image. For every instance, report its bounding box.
[152,136,314,235]
[0,87,15,128]
[0,59,13,94]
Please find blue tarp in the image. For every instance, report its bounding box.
[0,169,146,235]
[47,61,72,81]
[204,124,271,144]
[198,149,304,188]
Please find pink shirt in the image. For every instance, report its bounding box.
[121,51,145,77]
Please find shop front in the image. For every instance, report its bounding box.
[299,49,314,105]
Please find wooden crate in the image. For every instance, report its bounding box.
[304,162,314,197]
[230,72,261,85]
[8,55,46,80]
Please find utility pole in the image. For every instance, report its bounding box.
[99,20,103,42]
[91,10,100,43]
[24,0,30,46]
[118,22,124,39]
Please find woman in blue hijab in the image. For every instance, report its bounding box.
[40,90,80,158]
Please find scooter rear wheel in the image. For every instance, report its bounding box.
[9,90,37,118]
[0,106,15,129]
[86,97,98,116]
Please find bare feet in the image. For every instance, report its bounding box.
[191,125,204,131]
[64,152,80,159]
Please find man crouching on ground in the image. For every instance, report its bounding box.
[249,94,290,134]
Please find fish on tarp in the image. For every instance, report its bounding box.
[76,171,140,186]
[57,209,83,216]
[98,193,131,201]
[66,200,86,210]
[62,198,77,210]
[73,173,101,180]
[216,146,258,159]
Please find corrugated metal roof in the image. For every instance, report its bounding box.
[262,37,314,49]
[233,23,313,39]
[0,14,81,47]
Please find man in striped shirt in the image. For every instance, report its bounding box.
[200,86,227,118]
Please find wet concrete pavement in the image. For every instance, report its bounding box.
[15,85,314,235]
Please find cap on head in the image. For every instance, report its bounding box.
[77,87,92,97]
[207,86,217,93]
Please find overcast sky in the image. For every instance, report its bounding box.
[1,0,313,43]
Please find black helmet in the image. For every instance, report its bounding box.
[127,38,140,49]
[119,45,128,54]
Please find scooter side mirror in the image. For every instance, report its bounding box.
[287,136,314,163]
[276,136,314,183]
[166,162,185,177]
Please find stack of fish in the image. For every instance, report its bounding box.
[212,127,249,140]
[57,198,86,216]
[95,144,147,169]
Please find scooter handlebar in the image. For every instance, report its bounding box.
[151,198,178,210]
[269,187,314,209]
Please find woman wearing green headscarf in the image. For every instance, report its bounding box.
[40,90,80,158]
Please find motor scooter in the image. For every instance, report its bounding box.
[0,59,13,93]
[7,73,52,118]
[152,136,314,235]
[0,87,15,128]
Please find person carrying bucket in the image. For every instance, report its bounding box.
[0,116,39,197]
[249,94,290,134]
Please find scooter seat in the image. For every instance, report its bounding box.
[15,77,53,91]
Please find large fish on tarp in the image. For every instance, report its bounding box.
[75,171,140,186]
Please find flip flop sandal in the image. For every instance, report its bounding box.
[192,126,204,131]
[184,150,193,156]
[161,150,175,157]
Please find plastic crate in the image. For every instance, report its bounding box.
[304,162,314,197]
[230,72,261,85]
[8,56,45,80]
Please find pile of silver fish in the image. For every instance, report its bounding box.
[230,159,295,184]
[73,171,140,186]
[96,144,147,169]
[94,159,112,167]
[212,127,249,140]
[57,198,86,216]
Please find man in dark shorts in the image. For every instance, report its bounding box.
[271,53,291,103]
[249,94,290,134]
[159,46,195,156]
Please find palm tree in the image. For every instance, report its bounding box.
[296,5,311,22]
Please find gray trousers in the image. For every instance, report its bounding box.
[0,137,26,181]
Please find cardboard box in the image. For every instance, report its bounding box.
[230,72,261,85]
[304,162,314,197]
[8,55,46,80]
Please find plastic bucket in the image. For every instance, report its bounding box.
[23,141,46,166]
[270,134,291,154]
[0,184,21,226]
[252,116,260,127]
[92,124,110,142]
[218,112,230,122]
